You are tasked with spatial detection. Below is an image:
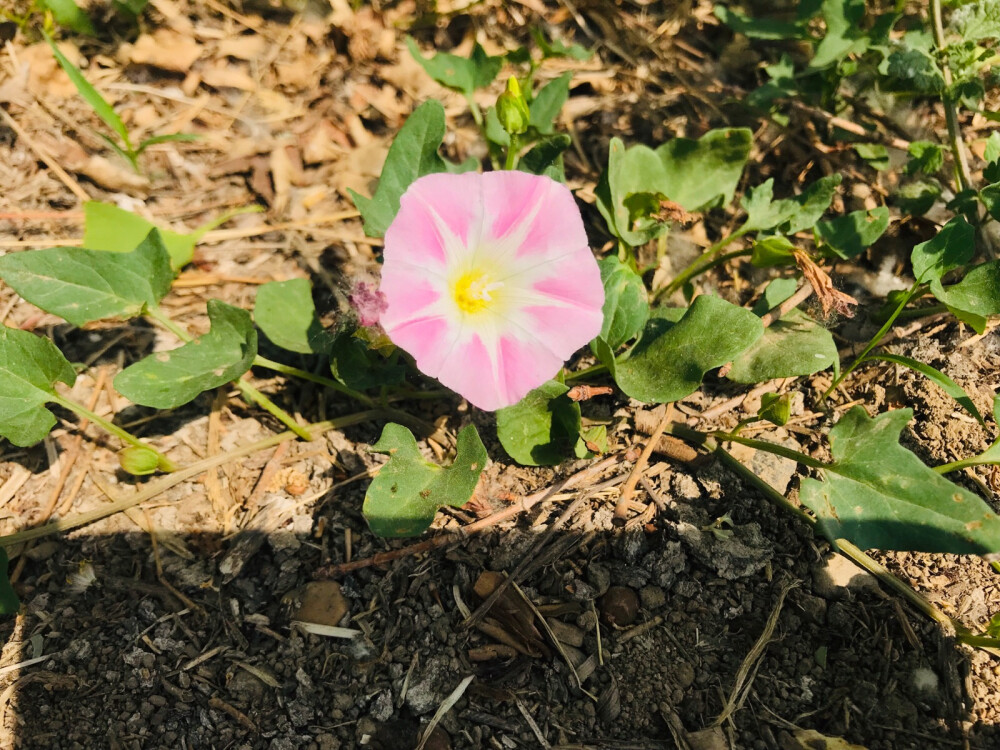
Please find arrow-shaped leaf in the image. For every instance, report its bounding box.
[114,300,257,409]
[82,201,197,270]
[0,325,77,447]
[363,423,487,537]
[254,278,333,354]
[614,295,764,403]
[0,230,173,327]
[800,407,1000,553]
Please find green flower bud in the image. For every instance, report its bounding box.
[496,76,530,136]
[758,392,792,427]
[119,445,161,476]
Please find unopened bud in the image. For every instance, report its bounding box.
[119,445,161,476]
[496,76,530,135]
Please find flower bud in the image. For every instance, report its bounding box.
[119,445,161,476]
[496,76,530,136]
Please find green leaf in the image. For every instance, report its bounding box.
[40,0,95,34]
[254,279,332,354]
[531,29,592,61]
[496,381,581,466]
[741,175,842,235]
[0,230,173,327]
[759,392,792,426]
[598,130,752,246]
[952,2,1000,42]
[529,73,571,134]
[329,333,405,390]
[363,423,487,537]
[885,47,945,94]
[911,216,974,284]
[869,353,984,425]
[892,178,942,216]
[520,134,571,180]
[905,141,944,175]
[348,100,450,238]
[0,548,18,616]
[752,278,799,315]
[614,295,764,403]
[982,182,1000,222]
[815,207,890,259]
[782,174,842,234]
[751,236,798,268]
[809,0,870,69]
[727,309,838,383]
[43,32,130,152]
[930,259,1000,334]
[83,201,196,270]
[800,407,1000,553]
[114,300,257,409]
[135,132,201,155]
[854,143,889,170]
[985,131,1000,163]
[405,37,502,98]
[593,255,649,351]
[0,325,77,447]
[714,5,807,39]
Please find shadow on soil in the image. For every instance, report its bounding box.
[0,497,997,749]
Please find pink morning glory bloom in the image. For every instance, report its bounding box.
[379,171,605,411]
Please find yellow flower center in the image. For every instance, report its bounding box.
[453,269,502,314]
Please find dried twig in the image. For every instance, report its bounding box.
[613,405,674,525]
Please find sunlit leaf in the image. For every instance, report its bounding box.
[114,300,257,409]
[496,381,581,466]
[254,279,332,355]
[405,37,503,98]
[0,325,77,447]
[727,310,838,383]
[0,230,173,326]
[800,407,1000,553]
[911,216,974,284]
[593,255,649,351]
[816,207,890,260]
[363,423,487,537]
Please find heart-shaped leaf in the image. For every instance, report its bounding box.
[593,255,649,351]
[0,230,173,327]
[0,325,77,447]
[363,423,487,537]
[741,175,842,235]
[614,295,764,403]
[115,300,257,408]
[727,309,838,383]
[496,381,581,466]
[254,279,332,354]
[349,101,452,238]
[406,38,503,99]
[800,407,1000,553]
[911,216,974,284]
[816,207,890,260]
[930,259,1000,334]
[597,129,752,246]
[529,72,571,134]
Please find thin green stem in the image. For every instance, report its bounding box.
[505,133,519,170]
[50,393,178,472]
[931,0,975,195]
[660,228,748,299]
[252,355,374,407]
[467,97,484,129]
[710,430,828,470]
[235,380,312,441]
[820,283,921,402]
[933,443,1000,474]
[564,362,609,382]
[146,306,193,342]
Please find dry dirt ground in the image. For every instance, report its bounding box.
[2,2,1000,749]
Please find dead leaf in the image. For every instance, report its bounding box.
[127,29,202,72]
[22,42,80,98]
[300,119,350,164]
[473,571,549,658]
[200,61,257,91]
[74,155,151,192]
[793,250,857,318]
[217,34,266,61]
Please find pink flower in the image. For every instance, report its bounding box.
[350,281,388,327]
[379,171,605,411]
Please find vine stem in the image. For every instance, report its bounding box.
[820,283,921,403]
[930,0,975,195]
[253,355,374,407]
[146,305,311,440]
[658,228,748,299]
[49,393,178,472]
